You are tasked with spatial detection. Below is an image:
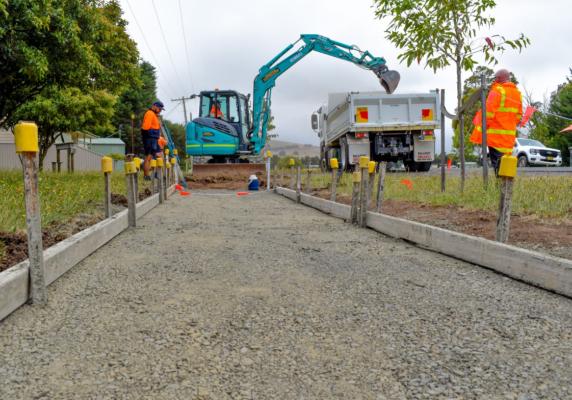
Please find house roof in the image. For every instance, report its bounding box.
[79,138,125,145]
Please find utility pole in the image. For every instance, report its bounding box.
[171,96,192,124]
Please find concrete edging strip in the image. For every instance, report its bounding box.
[276,187,572,298]
[0,188,174,322]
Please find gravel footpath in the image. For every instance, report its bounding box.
[1,190,571,399]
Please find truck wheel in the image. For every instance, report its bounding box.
[518,155,529,167]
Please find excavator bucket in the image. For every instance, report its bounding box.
[379,70,400,95]
[192,163,267,175]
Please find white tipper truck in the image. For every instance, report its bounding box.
[311,91,440,172]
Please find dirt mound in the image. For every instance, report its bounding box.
[111,193,128,206]
[0,229,63,273]
[185,171,267,190]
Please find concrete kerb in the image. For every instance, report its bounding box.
[276,187,572,298]
[0,185,176,322]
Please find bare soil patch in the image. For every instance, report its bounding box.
[185,171,270,190]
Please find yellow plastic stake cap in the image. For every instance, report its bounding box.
[131,114,135,120]
[14,121,39,154]
[267,151,271,157]
[150,159,157,168]
[330,158,339,169]
[133,157,141,170]
[499,155,518,178]
[359,156,370,169]
[171,159,176,165]
[352,171,361,183]
[173,149,178,155]
[166,161,171,169]
[102,156,113,173]
[156,158,164,167]
[165,149,170,155]
[289,159,295,166]
[368,161,376,174]
[124,161,137,175]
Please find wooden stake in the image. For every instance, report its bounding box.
[296,166,301,203]
[495,176,514,243]
[274,165,277,189]
[22,152,47,305]
[151,166,156,195]
[280,167,284,187]
[367,163,376,212]
[104,171,112,218]
[330,168,338,202]
[290,166,294,190]
[134,169,139,204]
[350,170,360,224]
[375,162,387,213]
[306,169,312,195]
[163,164,167,201]
[125,154,137,227]
[158,164,164,204]
[359,166,368,228]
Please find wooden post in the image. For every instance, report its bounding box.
[150,160,156,195]
[280,167,284,187]
[71,150,75,173]
[359,160,369,228]
[15,122,47,305]
[157,159,164,204]
[163,163,167,201]
[296,166,301,203]
[496,176,515,243]
[67,149,71,172]
[330,168,338,202]
[57,149,61,172]
[350,171,360,224]
[367,162,376,212]
[104,172,111,218]
[290,166,294,190]
[306,169,312,195]
[481,74,489,185]
[134,169,139,204]
[273,165,277,189]
[125,154,137,227]
[375,162,387,213]
[440,89,446,192]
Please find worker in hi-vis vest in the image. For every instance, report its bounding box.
[141,100,165,180]
[210,100,224,119]
[470,69,522,176]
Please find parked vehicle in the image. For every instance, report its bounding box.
[512,138,562,167]
[312,91,439,172]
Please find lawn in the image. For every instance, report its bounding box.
[309,170,572,218]
[0,170,135,232]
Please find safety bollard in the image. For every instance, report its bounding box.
[290,159,295,190]
[133,157,141,204]
[367,161,377,213]
[330,158,338,202]
[102,156,113,218]
[280,167,284,187]
[376,162,387,213]
[124,155,137,227]
[150,159,157,195]
[266,151,271,190]
[359,157,370,228]
[350,171,361,224]
[274,165,277,189]
[157,158,164,204]
[306,169,312,195]
[296,166,301,203]
[15,121,47,305]
[496,155,517,243]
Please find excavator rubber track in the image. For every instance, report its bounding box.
[191,163,267,175]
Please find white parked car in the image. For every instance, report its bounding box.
[512,138,562,167]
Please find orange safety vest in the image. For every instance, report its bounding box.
[210,106,223,118]
[470,82,523,154]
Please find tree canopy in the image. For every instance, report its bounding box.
[0,0,139,129]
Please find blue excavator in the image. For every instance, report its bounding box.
[186,34,400,169]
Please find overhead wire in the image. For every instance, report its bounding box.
[125,0,179,98]
[178,0,196,94]
[151,0,188,95]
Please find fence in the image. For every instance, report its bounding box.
[0,143,105,171]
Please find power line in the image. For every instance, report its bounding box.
[125,0,178,98]
[151,0,187,94]
[178,0,196,94]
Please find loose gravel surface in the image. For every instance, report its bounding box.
[1,190,572,399]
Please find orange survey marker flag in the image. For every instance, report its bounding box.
[174,184,183,190]
[447,158,453,171]
[180,191,191,196]
[559,123,572,133]
[400,180,412,190]
[519,106,536,128]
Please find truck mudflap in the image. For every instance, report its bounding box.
[346,135,370,165]
[413,133,435,162]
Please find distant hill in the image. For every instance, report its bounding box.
[262,139,320,157]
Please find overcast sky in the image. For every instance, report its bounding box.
[119,0,572,152]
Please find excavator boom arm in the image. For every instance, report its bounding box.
[249,34,400,154]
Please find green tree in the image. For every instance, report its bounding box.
[277,155,301,168]
[451,66,518,160]
[270,154,281,168]
[11,87,116,170]
[163,120,186,157]
[111,61,158,154]
[373,0,529,173]
[546,82,572,165]
[0,0,139,129]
